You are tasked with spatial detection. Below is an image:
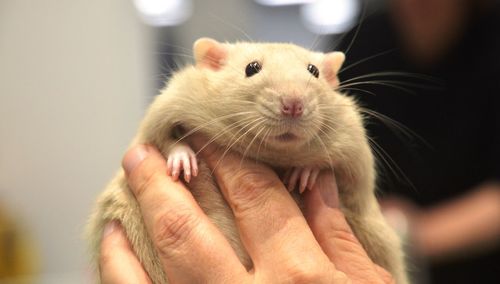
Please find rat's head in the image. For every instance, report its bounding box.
[190,38,363,166]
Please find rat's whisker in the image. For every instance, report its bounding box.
[343,1,367,56]
[212,117,266,175]
[343,79,428,89]
[367,136,417,192]
[317,117,341,136]
[340,71,441,87]
[156,52,196,62]
[339,49,396,74]
[208,13,253,42]
[255,127,272,162]
[308,31,324,51]
[191,116,260,156]
[175,112,257,144]
[313,128,335,167]
[239,120,269,169]
[198,98,258,105]
[339,81,417,95]
[365,137,392,187]
[360,108,433,149]
[337,87,378,96]
[156,41,193,54]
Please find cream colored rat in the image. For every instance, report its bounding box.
[87,38,408,284]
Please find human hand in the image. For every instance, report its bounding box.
[99,136,394,283]
[381,188,500,261]
[379,197,420,239]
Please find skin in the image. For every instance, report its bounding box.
[99,135,394,283]
[382,185,500,262]
[391,0,467,65]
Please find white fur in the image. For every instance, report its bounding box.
[86,40,409,284]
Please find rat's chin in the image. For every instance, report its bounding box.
[274,132,298,142]
[268,132,307,149]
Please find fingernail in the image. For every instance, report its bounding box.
[318,171,340,208]
[103,220,119,238]
[299,184,306,194]
[123,145,150,175]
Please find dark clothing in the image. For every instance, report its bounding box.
[335,6,500,284]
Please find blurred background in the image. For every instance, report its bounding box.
[0,0,499,283]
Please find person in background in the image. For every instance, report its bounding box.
[336,0,500,283]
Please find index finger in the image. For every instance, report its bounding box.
[189,134,332,272]
[122,145,248,283]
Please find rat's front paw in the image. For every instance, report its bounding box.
[283,167,320,193]
[166,144,198,183]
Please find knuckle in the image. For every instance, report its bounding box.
[318,226,360,252]
[330,226,360,245]
[332,271,352,284]
[152,208,200,258]
[287,263,326,284]
[313,211,360,246]
[280,255,336,284]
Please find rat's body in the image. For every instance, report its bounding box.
[87,39,408,283]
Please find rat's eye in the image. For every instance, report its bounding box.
[307,64,319,78]
[245,61,262,77]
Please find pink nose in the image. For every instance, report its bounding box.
[281,97,304,118]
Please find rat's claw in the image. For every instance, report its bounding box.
[307,168,320,191]
[283,167,321,193]
[171,156,181,181]
[189,152,198,177]
[182,154,191,183]
[166,156,173,176]
[287,167,301,192]
[299,167,312,194]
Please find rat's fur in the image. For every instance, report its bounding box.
[87,39,408,284]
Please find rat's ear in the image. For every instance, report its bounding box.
[322,51,345,87]
[193,37,228,70]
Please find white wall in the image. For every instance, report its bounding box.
[0,0,153,282]
[0,0,363,281]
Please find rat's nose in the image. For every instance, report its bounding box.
[281,97,304,118]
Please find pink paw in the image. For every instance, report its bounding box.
[283,167,320,194]
[166,144,198,183]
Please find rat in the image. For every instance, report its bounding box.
[87,38,409,284]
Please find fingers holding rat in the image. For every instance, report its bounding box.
[303,171,392,284]
[117,143,392,283]
[122,145,247,283]
[188,134,335,276]
[188,135,391,282]
[99,221,152,284]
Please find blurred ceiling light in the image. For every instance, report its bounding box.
[255,0,315,6]
[301,0,360,34]
[133,0,192,26]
